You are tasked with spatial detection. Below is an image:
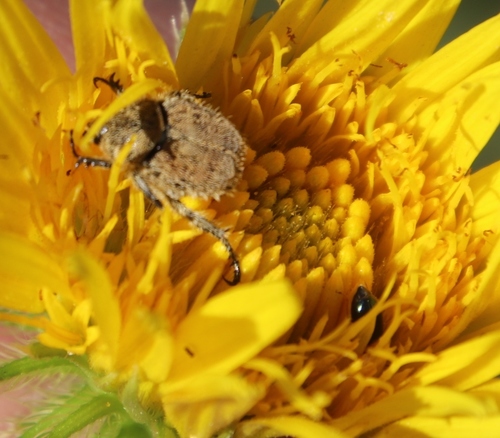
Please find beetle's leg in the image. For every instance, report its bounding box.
[93,73,124,94]
[134,174,241,285]
[192,91,211,99]
[70,130,112,169]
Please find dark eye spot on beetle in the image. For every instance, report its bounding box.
[70,75,247,285]
[351,285,383,344]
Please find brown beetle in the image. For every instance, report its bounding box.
[71,75,246,285]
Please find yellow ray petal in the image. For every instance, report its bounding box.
[242,415,349,438]
[67,250,121,359]
[457,163,500,333]
[245,357,330,419]
[0,86,40,172]
[245,0,323,60]
[375,416,500,438]
[0,233,70,312]
[167,280,301,386]
[332,385,497,436]
[0,0,71,136]
[176,0,244,90]
[136,208,172,295]
[42,288,80,333]
[470,378,500,401]
[413,329,500,391]
[70,0,107,85]
[469,160,500,237]
[161,374,264,438]
[0,90,35,236]
[112,0,177,86]
[109,309,172,379]
[0,277,44,314]
[418,62,500,174]
[453,238,500,341]
[365,0,460,78]
[138,324,173,383]
[0,0,70,105]
[295,0,368,56]
[289,0,430,81]
[390,13,500,123]
[240,0,259,33]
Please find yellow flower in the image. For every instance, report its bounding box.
[1,0,500,437]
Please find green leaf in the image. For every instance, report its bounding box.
[0,356,87,380]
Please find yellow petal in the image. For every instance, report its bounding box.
[139,326,173,383]
[245,357,330,419]
[0,233,70,312]
[470,158,500,237]
[365,0,460,78]
[245,0,323,60]
[332,385,497,436]
[136,208,172,295]
[42,288,79,333]
[470,378,500,401]
[418,62,500,174]
[458,163,500,333]
[390,13,500,123]
[242,415,349,438]
[289,0,430,80]
[0,171,32,239]
[70,0,107,83]
[112,0,177,86]
[67,250,121,359]
[375,416,500,438]
[176,0,244,90]
[167,280,302,386]
[0,0,70,108]
[107,309,173,379]
[0,86,38,171]
[161,374,264,438]
[37,290,93,353]
[0,86,39,234]
[413,329,500,391]
[452,236,500,339]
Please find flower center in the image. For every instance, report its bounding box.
[224,44,488,367]
[245,147,372,285]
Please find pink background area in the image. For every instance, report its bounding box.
[23,0,195,71]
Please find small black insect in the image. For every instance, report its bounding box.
[351,285,383,344]
[71,74,246,285]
